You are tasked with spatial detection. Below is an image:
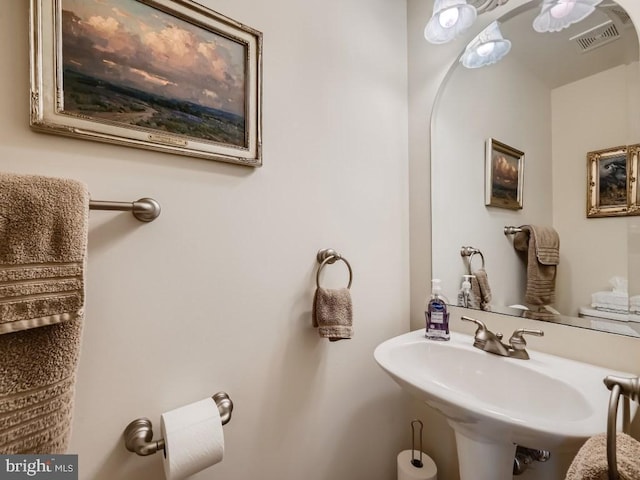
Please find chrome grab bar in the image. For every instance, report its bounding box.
[604,375,640,480]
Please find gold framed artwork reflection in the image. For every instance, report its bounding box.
[30,0,263,167]
[485,138,525,210]
[631,144,640,215]
[587,144,640,218]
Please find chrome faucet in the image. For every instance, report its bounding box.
[461,316,544,360]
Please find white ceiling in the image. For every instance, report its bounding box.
[494,1,639,88]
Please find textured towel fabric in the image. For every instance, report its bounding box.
[590,291,640,314]
[523,305,558,321]
[513,225,559,306]
[592,303,631,314]
[0,173,89,454]
[312,287,353,341]
[592,290,628,308]
[470,269,492,311]
[565,432,640,480]
[0,173,88,333]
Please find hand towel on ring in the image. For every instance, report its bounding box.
[312,287,353,341]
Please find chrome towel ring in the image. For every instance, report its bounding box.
[316,248,353,289]
[460,246,485,274]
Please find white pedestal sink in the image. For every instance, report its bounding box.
[374,330,638,480]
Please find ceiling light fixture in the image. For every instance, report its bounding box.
[532,0,603,32]
[459,21,512,68]
[424,0,478,44]
[468,0,510,14]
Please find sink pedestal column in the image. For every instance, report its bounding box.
[454,430,516,480]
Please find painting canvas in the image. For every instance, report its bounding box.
[485,138,524,210]
[30,0,262,166]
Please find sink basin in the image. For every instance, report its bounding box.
[374,330,638,480]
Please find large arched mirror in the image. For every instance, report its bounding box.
[431,0,640,336]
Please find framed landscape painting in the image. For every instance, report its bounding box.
[30,0,263,166]
[587,145,629,217]
[628,144,640,216]
[485,138,524,210]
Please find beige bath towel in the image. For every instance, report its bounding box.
[470,269,492,311]
[513,225,559,306]
[523,305,558,321]
[0,173,89,454]
[312,287,353,341]
[565,432,640,480]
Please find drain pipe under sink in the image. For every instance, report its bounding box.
[513,446,551,475]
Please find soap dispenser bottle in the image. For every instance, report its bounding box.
[457,275,474,308]
[426,279,450,341]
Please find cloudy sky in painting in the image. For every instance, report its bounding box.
[61,0,246,116]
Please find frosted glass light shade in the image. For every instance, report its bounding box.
[460,21,511,68]
[532,0,603,33]
[424,0,477,44]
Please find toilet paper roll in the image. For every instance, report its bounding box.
[397,450,437,480]
[160,398,224,480]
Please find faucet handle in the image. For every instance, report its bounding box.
[509,328,544,349]
[461,315,487,332]
[461,316,494,350]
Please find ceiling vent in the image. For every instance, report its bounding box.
[601,3,633,29]
[570,20,621,54]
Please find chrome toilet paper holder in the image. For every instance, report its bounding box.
[124,392,233,457]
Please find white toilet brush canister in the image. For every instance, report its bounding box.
[397,420,437,480]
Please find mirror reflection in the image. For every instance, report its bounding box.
[431,0,640,336]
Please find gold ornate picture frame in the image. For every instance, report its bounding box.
[587,144,640,218]
[30,0,263,167]
[629,144,640,216]
[485,138,525,210]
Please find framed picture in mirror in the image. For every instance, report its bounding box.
[587,145,632,218]
[485,138,524,210]
[30,0,263,167]
[629,144,640,216]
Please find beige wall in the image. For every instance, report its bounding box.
[408,1,640,479]
[552,63,639,316]
[2,0,410,478]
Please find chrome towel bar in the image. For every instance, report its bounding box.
[89,197,161,222]
[124,392,233,457]
[504,226,523,235]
